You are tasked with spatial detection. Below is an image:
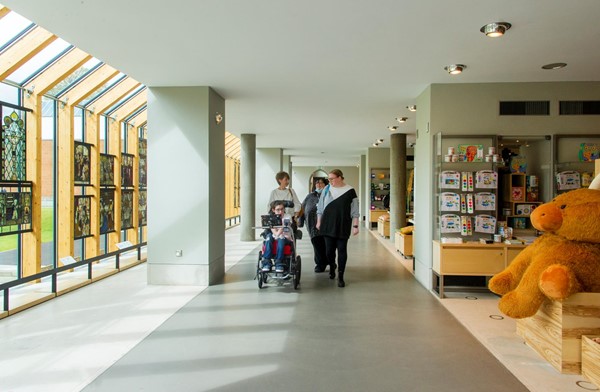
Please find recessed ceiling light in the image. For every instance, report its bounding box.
[541,62,567,70]
[444,64,466,75]
[372,143,379,147]
[377,138,384,143]
[406,105,417,112]
[388,126,398,131]
[480,22,511,37]
[396,117,408,123]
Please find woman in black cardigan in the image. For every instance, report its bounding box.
[315,169,360,287]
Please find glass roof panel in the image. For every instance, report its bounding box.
[4,39,72,85]
[79,72,126,107]
[46,57,102,97]
[0,12,32,49]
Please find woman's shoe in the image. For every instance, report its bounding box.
[329,264,336,279]
[338,278,345,287]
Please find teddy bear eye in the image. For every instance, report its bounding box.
[560,204,566,209]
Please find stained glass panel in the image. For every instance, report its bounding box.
[100,189,115,234]
[74,141,92,184]
[138,138,147,188]
[1,108,26,181]
[0,186,32,235]
[121,153,134,188]
[121,190,133,230]
[139,190,147,227]
[100,154,115,186]
[74,195,91,239]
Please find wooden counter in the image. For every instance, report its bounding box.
[432,240,527,298]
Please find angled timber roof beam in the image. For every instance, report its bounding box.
[0,25,57,81]
[58,63,119,106]
[126,106,147,126]
[87,76,141,114]
[0,6,10,20]
[109,88,147,120]
[23,47,92,96]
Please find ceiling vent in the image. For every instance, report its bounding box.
[499,101,550,116]
[559,101,600,115]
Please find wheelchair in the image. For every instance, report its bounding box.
[255,202,302,290]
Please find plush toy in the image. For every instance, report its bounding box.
[488,174,600,319]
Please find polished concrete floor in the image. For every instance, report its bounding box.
[0,227,595,391]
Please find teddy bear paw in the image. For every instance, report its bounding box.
[488,273,514,295]
[497,290,544,319]
[539,264,581,300]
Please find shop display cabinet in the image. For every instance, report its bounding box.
[553,135,600,196]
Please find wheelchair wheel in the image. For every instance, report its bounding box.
[294,255,301,290]
[257,251,264,289]
[258,272,263,288]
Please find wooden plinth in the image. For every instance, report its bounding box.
[582,335,600,388]
[377,215,390,238]
[516,293,600,374]
[395,232,413,257]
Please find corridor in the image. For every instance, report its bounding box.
[1,227,587,391]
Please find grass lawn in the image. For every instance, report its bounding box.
[0,208,54,252]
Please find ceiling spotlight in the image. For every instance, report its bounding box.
[372,143,379,147]
[406,105,417,112]
[396,117,408,123]
[388,126,398,131]
[444,64,466,75]
[377,138,384,143]
[480,22,511,37]
[541,62,567,70]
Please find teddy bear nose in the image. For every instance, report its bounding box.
[531,204,563,232]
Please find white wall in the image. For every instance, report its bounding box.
[256,148,282,220]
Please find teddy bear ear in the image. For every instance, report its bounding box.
[590,174,600,190]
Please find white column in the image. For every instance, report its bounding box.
[147,86,225,286]
[240,134,256,241]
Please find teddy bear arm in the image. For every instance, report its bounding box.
[498,263,549,319]
[488,245,535,295]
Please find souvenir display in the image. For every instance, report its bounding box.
[439,171,460,189]
[475,214,497,234]
[476,170,497,189]
[440,214,461,233]
[439,192,460,211]
[475,192,496,211]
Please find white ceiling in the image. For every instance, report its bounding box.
[4,0,600,166]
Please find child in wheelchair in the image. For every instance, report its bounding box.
[261,200,294,273]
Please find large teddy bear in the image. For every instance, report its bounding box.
[488,174,600,319]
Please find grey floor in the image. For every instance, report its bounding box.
[82,231,527,392]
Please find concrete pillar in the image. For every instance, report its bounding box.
[240,134,256,241]
[147,86,225,286]
[390,133,407,233]
[360,154,367,227]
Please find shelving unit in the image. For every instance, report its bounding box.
[370,168,390,210]
[502,173,542,234]
[553,135,600,196]
[432,133,509,297]
[433,134,499,243]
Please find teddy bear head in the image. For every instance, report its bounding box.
[530,175,600,243]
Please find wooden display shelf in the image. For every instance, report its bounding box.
[432,240,526,298]
[516,293,600,374]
